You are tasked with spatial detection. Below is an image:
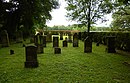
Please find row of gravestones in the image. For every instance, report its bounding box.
[25,33,116,68]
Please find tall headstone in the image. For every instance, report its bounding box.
[25,45,38,68]
[60,32,63,40]
[1,30,10,47]
[106,36,116,53]
[46,32,52,42]
[73,33,79,47]
[53,35,59,47]
[68,32,72,43]
[63,40,68,47]
[84,36,92,53]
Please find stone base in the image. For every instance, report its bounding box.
[54,47,61,54]
[25,61,38,68]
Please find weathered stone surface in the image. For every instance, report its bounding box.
[106,36,116,53]
[73,33,78,47]
[1,30,10,47]
[63,40,67,47]
[53,35,59,47]
[84,36,92,53]
[54,47,61,54]
[25,45,38,68]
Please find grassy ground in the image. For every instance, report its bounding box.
[0,36,130,83]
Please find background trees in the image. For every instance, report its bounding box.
[65,0,114,33]
[0,0,59,38]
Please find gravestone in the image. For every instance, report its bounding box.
[25,45,38,68]
[63,40,68,47]
[53,35,59,47]
[54,47,61,54]
[68,32,72,43]
[46,32,52,42]
[60,32,63,40]
[84,36,92,53]
[42,35,46,47]
[106,36,116,53]
[37,44,44,54]
[73,33,79,47]
[10,50,14,55]
[34,35,38,46]
[1,30,10,47]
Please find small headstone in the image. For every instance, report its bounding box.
[84,36,92,53]
[73,33,78,47]
[37,44,44,54]
[54,47,61,54]
[10,50,14,55]
[106,36,116,53]
[53,35,59,47]
[25,45,38,68]
[63,40,67,47]
[1,30,10,47]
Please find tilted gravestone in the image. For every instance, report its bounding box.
[1,30,10,47]
[53,35,59,47]
[73,33,79,47]
[106,36,116,53]
[84,36,92,53]
[67,32,72,43]
[54,47,61,54]
[25,45,38,68]
[60,32,63,40]
[63,40,68,47]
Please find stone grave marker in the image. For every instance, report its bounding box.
[106,36,116,53]
[54,47,61,54]
[68,32,72,43]
[63,40,68,47]
[73,33,79,47]
[84,36,92,53]
[24,45,38,68]
[46,32,52,42]
[1,30,10,47]
[60,32,63,40]
[53,35,59,47]
[41,35,46,47]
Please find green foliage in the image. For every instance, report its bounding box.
[0,38,130,82]
[65,0,114,32]
[111,0,130,31]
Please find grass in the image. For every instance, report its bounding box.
[0,36,130,83]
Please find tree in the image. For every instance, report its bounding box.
[111,0,130,31]
[0,0,59,38]
[65,0,114,33]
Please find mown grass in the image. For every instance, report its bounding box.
[0,36,130,83]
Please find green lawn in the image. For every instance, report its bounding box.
[0,37,130,83]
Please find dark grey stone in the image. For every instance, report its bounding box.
[53,35,59,47]
[84,36,92,53]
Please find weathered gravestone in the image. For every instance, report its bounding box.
[68,32,72,43]
[54,47,61,54]
[1,30,10,47]
[60,32,63,40]
[63,40,68,47]
[106,36,116,53]
[53,35,59,47]
[34,34,44,54]
[46,32,52,42]
[73,33,79,47]
[84,36,92,53]
[41,35,46,47]
[25,45,38,68]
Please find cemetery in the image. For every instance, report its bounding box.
[0,0,130,82]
